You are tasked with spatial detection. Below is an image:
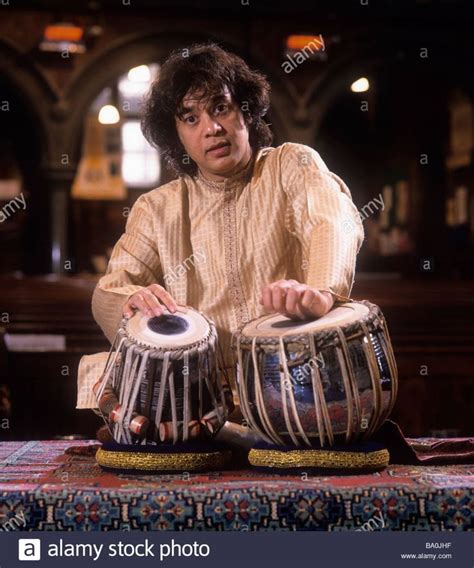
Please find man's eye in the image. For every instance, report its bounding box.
[184,115,197,124]
[215,103,228,114]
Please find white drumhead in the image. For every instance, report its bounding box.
[241,302,369,338]
[125,307,211,349]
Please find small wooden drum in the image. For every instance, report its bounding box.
[232,301,398,448]
[94,307,231,445]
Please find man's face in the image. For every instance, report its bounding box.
[175,86,252,181]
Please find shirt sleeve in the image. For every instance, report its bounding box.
[281,143,364,302]
[91,194,163,343]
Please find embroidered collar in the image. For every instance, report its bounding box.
[196,152,257,192]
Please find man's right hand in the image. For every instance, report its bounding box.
[123,284,179,318]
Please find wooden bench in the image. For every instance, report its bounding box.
[0,275,107,440]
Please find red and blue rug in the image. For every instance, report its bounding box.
[0,440,472,531]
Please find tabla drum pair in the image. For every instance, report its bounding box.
[232,300,398,448]
[93,306,233,446]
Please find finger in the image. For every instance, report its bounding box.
[125,294,149,316]
[149,284,178,313]
[286,302,306,320]
[300,288,317,311]
[272,283,291,311]
[286,282,308,315]
[129,293,162,317]
[142,288,166,316]
[273,279,299,288]
[132,294,157,317]
[285,287,308,319]
[122,300,135,318]
[284,286,300,315]
[306,291,328,317]
[261,284,275,313]
[320,291,335,311]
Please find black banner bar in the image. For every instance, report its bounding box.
[0,532,472,568]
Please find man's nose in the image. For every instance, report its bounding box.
[203,113,223,136]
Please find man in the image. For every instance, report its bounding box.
[91,43,364,394]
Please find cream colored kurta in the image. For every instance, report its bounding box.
[80,143,364,407]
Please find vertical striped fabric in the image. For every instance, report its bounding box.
[89,142,364,395]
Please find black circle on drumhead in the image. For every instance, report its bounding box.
[271,318,313,329]
[147,314,189,335]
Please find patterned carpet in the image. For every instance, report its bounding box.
[0,440,472,531]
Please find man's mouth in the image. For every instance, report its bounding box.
[206,141,231,153]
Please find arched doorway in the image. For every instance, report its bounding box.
[0,43,51,274]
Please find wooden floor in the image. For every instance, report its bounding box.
[0,274,472,440]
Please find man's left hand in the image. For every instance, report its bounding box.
[259,279,334,320]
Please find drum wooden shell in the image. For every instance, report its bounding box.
[232,301,398,448]
[94,307,230,445]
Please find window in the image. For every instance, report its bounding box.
[121,121,160,186]
[89,63,161,189]
[118,64,160,188]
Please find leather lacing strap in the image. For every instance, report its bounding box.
[94,309,229,444]
[232,299,398,447]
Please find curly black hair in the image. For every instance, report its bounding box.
[141,43,273,176]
